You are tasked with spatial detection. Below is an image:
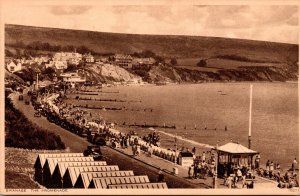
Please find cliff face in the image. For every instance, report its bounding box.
[144,65,298,83]
[79,63,142,83]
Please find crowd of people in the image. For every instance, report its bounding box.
[255,158,299,189]
[27,84,299,190]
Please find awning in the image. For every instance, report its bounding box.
[216,142,258,154]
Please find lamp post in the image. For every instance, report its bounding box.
[248,84,253,149]
[214,142,219,189]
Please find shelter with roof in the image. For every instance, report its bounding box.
[214,142,258,177]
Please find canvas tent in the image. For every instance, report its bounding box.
[74,170,134,188]
[214,142,258,177]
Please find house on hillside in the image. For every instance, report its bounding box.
[53,52,82,65]
[132,57,156,69]
[6,60,23,73]
[95,57,109,63]
[83,53,94,63]
[113,54,133,69]
[46,60,68,70]
[60,72,86,88]
[31,56,51,65]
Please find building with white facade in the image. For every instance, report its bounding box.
[53,52,82,65]
[6,60,23,73]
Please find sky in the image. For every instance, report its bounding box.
[2,2,299,44]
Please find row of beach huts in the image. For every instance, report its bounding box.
[34,153,168,189]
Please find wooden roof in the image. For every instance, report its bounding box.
[45,157,94,175]
[77,170,134,188]
[56,161,107,178]
[108,182,168,189]
[216,142,258,154]
[65,165,119,187]
[90,175,150,189]
[34,153,83,169]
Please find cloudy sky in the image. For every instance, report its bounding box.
[2,1,299,44]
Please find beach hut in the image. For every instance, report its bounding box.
[63,165,119,188]
[108,182,168,189]
[88,176,150,189]
[74,170,135,188]
[214,142,258,177]
[42,156,94,187]
[51,161,107,188]
[178,151,194,167]
[34,153,83,184]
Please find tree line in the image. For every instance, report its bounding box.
[6,40,96,55]
[5,94,65,150]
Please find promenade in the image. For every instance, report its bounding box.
[9,90,279,189]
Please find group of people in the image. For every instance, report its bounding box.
[254,157,299,189]
[224,169,255,189]
[142,130,161,147]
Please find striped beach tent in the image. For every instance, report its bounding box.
[42,156,94,187]
[108,182,168,189]
[63,165,119,188]
[34,153,83,184]
[74,170,135,188]
[52,161,107,188]
[88,176,150,189]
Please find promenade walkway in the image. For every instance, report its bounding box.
[9,90,279,189]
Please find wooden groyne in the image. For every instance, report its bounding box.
[76,97,126,102]
[123,122,176,129]
[73,104,122,111]
[76,90,120,94]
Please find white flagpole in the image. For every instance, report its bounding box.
[248,84,253,149]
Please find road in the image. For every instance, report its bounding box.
[9,92,204,188]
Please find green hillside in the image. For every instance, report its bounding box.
[5,24,298,63]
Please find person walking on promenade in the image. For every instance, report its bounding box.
[292,158,298,173]
[158,169,165,182]
[255,153,260,169]
[194,164,198,179]
[136,144,141,156]
[202,152,206,162]
[192,147,196,155]
[266,160,270,171]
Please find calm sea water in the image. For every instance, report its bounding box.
[65,82,298,169]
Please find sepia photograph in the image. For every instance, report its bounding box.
[0,0,299,194]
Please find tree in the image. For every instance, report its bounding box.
[42,67,55,75]
[170,58,177,66]
[5,49,14,57]
[197,59,207,67]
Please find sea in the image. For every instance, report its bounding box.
[64,82,299,170]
